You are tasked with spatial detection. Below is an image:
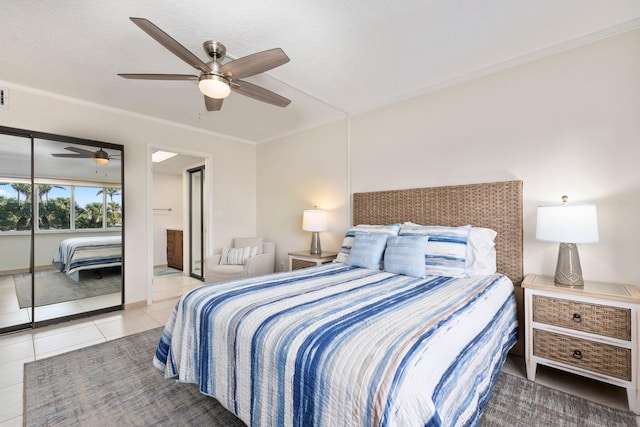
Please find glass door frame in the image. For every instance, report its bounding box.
[0,125,125,334]
[187,165,204,281]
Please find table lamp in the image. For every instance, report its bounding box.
[302,207,327,255]
[536,195,599,287]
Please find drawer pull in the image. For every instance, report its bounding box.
[572,350,583,360]
[572,313,582,323]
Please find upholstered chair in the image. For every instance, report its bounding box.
[205,237,275,283]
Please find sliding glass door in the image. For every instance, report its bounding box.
[0,132,33,331]
[0,126,124,333]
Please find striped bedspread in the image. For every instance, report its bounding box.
[154,263,518,426]
[52,236,122,279]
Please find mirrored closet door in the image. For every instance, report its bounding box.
[0,126,124,333]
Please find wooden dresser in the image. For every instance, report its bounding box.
[166,229,183,270]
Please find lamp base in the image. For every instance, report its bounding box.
[554,242,584,287]
[309,232,322,255]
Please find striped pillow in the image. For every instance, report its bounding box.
[219,246,258,265]
[383,235,429,278]
[335,224,400,263]
[399,224,471,277]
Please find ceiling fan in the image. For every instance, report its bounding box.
[118,17,291,112]
[52,147,120,165]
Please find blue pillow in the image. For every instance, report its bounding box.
[345,232,388,270]
[384,235,429,278]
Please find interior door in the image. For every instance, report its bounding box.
[188,166,204,281]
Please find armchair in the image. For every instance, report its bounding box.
[205,237,275,284]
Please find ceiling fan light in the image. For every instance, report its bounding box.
[93,149,110,165]
[198,74,231,99]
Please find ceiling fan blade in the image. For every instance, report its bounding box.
[52,154,91,158]
[129,17,211,73]
[204,96,223,111]
[118,73,198,81]
[64,146,95,155]
[232,80,291,107]
[220,48,289,80]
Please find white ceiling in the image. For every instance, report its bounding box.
[1,1,639,143]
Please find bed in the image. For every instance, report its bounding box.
[154,180,523,426]
[52,235,122,282]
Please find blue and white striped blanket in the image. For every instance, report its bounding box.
[52,236,122,280]
[154,263,517,426]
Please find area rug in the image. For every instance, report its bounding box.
[24,327,636,427]
[153,266,182,276]
[14,267,121,308]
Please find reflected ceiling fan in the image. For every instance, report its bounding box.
[118,17,291,112]
[52,147,120,165]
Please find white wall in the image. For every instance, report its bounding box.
[152,172,183,267]
[0,88,257,305]
[258,28,640,285]
[257,119,348,270]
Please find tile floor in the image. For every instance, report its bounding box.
[1,273,638,426]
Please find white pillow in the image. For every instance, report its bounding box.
[335,224,400,263]
[466,227,497,275]
[219,246,259,265]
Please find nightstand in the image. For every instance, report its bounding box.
[522,274,640,414]
[288,250,338,271]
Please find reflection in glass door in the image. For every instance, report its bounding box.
[188,166,204,281]
[32,138,124,325]
[0,133,33,332]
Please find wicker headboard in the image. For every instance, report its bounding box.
[352,180,523,284]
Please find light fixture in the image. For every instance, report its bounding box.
[198,74,231,99]
[302,207,327,255]
[536,195,599,287]
[93,149,110,166]
[152,151,178,163]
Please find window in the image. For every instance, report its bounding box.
[0,180,121,232]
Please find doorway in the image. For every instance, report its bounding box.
[150,150,207,302]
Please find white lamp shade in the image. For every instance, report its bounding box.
[198,75,231,99]
[536,203,599,243]
[302,209,327,232]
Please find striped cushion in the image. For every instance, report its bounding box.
[335,224,400,263]
[219,246,258,265]
[383,235,429,278]
[345,232,389,270]
[399,224,471,277]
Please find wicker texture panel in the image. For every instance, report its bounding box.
[533,329,631,380]
[533,295,631,341]
[292,259,317,270]
[352,181,523,283]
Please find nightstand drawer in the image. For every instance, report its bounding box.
[292,259,317,270]
[533,329,631,380]
[533,295,631,341]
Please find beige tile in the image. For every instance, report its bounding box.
[76,292,122,311]
[31,317,97,339]
[33,300,85,321]
[0,310,30,329]
[0,339,33,365]
[0,383,22,422]
[0,415,23,427]
[0,358,30,389]
[96,312,162,340]
[33,324,105,358]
